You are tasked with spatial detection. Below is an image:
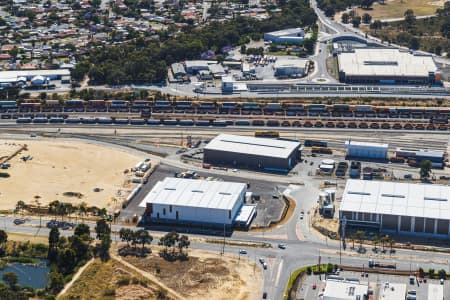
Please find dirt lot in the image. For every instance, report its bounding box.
[60,258,169,300]
[0,139,144,210]
[122,247,263,300]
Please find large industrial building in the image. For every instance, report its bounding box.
[345,140,388,159]
[264,28,305,44]
[139,177,255,228]
[340,179,450,238]
[274,58,308,78]
[337,48,440,85]
[203,134,301,172]
[0,69,71,86]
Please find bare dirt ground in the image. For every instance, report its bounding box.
[59,258,170,300]
[0,139,144,210]
[122,246,263,300]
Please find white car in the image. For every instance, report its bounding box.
[239,249,247,255]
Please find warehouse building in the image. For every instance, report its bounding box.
[221,76,247,93]
[171,63,186,79]
[0,69,71,86]
[337,48,440,85]
[395,147,446,169]
[203,134,301,172]
[139,177,255,228]
[264,28,305,44]
[340,179,450,237]
[184,60,217,74]
[345,140,388,159]
[274,58,308,78]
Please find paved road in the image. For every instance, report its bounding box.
[2,129,450,299]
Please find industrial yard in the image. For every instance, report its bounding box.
[0,139,145,210]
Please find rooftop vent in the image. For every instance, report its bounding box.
[348,191,371,196]
[381,194,405,198]
[424,197,447,202]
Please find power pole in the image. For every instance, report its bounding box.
[221,223,226,255]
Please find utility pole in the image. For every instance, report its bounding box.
[221,223,226,255]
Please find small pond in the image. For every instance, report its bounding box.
[0,259,49,289]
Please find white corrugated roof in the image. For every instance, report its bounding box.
[323,279,368,300]
[345,140,389,149]
[204,134,300,159]
[341,179,450,220]
[338,48,437,77]
[138,177,246,210]
[379,283,406,300]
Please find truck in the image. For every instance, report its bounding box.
[368,259,396,269]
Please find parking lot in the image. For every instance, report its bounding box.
[119,162,286,230]
[297,269,450,300]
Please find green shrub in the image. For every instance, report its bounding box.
[438,269,446,279]
[0,172,10,178]
[419,267,425,278]
[117,276,130,286]
[131,277,140,284]
[429,268,435,279]
[306,266,312,275]
[103,287,116,296]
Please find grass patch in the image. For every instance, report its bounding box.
[5,232,48,244]
[354,0,443,20]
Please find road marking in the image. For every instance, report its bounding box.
[275,259,284,288]
[296,223,306,241]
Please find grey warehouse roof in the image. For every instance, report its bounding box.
[138,177,246,210]
[338,48,437,77]
[204,134,300,159]
[266,27,305,37]
[341,179,450,220]
[274,58,308,69]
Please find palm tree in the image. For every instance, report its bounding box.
[15,200,27,216]
[78,202,87,222]
[371,236,379,251]
[380,235,390,252]
[355,230,366,249]
[349,234,356,249]
[389,237,395,253]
